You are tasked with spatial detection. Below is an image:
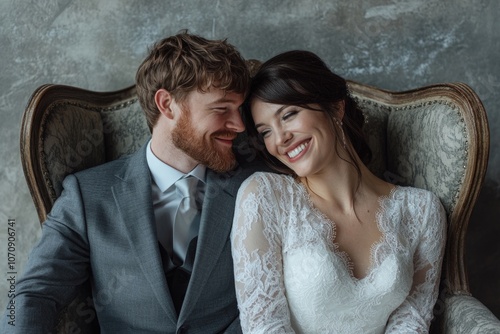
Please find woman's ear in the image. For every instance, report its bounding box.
[155,89,175,120]
[336,100,346,121]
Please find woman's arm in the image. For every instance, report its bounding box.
[385,191,447,333]
[231,174,295,334]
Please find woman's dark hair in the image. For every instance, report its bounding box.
[243,50,372,177]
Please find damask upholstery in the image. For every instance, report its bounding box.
[21,84,147,222]
[20,61,500,333]
[349,81,500,333]
[444,295,500,334]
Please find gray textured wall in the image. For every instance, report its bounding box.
[1,0,499,320]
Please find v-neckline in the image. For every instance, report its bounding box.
[296,181,398,282]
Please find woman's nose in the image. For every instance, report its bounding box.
[276,129,292,145]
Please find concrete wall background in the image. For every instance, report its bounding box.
[1,0,499,320]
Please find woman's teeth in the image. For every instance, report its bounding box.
[288,141,309,158]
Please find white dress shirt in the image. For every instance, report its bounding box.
[146,140,206,266]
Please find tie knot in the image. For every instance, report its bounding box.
[175,176,199,200]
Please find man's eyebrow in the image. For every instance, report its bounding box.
[208,97,238,105]
[254,105,288,129]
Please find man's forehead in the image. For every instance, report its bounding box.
[201,88,244,104]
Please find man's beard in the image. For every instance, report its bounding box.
[172,110,237,173]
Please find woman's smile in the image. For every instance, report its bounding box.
[285,139,311,161]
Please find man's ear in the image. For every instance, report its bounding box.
[155,89,175,120]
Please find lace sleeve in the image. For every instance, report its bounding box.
[231,174,295,334]
[385,191,447,333]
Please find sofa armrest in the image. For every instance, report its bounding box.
[442,294,500,333]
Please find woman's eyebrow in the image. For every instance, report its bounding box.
[254,105,288,128]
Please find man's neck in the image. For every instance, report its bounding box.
[150,134,199,174]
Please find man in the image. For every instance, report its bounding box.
[2,32,262,333]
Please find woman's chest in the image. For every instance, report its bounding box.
[279,195,417,294]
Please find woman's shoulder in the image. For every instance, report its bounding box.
[394,185,441,204]
[240,171,294,188]
[392,185,446,219]
[237,172,294,200]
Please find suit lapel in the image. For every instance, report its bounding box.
[111,144,177,324]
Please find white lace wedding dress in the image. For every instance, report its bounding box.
[231,172,446,334]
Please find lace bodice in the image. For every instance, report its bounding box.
[231,172,446,334]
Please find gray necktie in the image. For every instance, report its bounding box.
[173,176,201,265]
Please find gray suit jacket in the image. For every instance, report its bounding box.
[2,143,262,334]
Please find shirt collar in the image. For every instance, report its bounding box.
[146,140,207,192]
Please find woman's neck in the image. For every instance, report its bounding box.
[300,157,392,216]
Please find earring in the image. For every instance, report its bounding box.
[334,118,347,149]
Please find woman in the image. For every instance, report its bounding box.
[231,50,446,333]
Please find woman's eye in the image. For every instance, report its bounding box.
[259,130,271,138]
[212,107,227,113]
[282,110,298,120]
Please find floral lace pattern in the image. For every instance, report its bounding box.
[231,172,446,334]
